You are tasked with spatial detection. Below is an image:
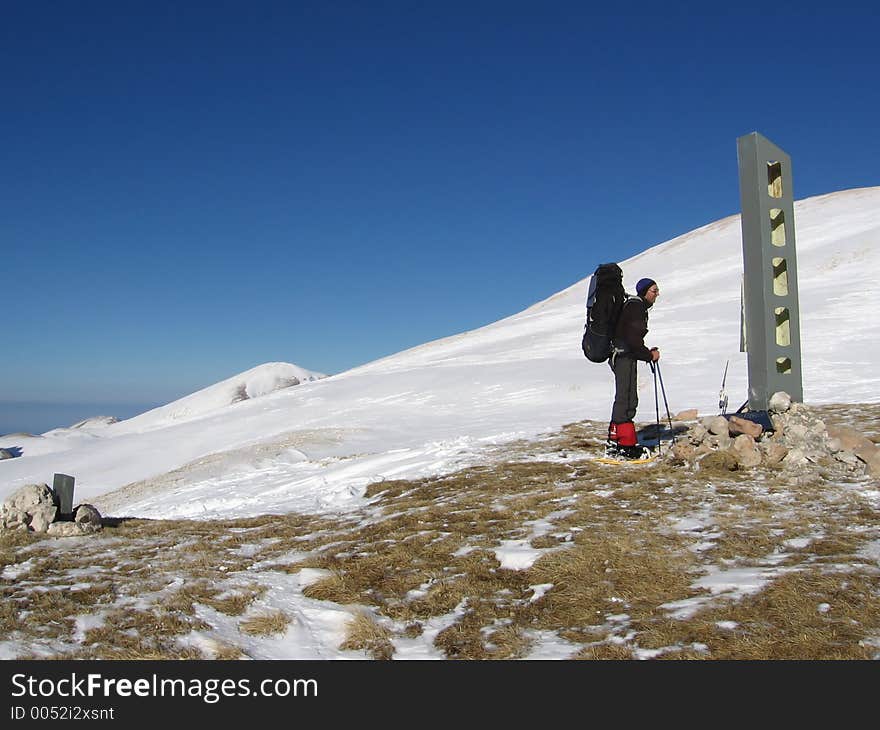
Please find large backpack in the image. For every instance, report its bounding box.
[581,262,627,363]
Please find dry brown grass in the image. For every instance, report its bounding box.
[302,570,360,604]
[205,587,267,616]
[574,643,641,660]
[212,642,246,660]
[239,610,290,636]
[340,612,395,660]
[55,607,213,660]
[635,568,880,660]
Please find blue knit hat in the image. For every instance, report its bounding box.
[636,278,656,297]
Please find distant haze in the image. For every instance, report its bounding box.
[0,402,156,437]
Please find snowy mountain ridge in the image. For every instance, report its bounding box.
[110,361,326,435]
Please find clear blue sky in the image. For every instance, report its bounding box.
[2,1,878,430]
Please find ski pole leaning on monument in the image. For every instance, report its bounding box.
[719,359,729,415]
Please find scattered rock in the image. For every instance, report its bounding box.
[29,505,58,533]
[704,416,730,436]
[1,508,28,530]
[688,424,709,446]
[760,442,788,465]
[783,447,809,467]
[675,409,699,420]
[74,504,103,533]
[47,522,88,537]
[769,391,792,414]
[809,420,827,437]
[728,415,763,439]
[834,450,862,468]
[826,425,874,454]
[2,483,55,513]
[785,423,809,443]
[730,434,761,468]
[708,432,732,450]
[0,448,13,460]
[732,433,756,452]
[854,444,880,477]
[770,415,785,438]
[1,483,57,531]
[732,446,762,468]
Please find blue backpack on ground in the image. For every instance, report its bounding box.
[581,262,627,363]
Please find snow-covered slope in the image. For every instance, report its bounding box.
[0,362,325,461]
[111,362,325,434]
[1,187,878,519]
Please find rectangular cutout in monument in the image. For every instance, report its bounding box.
[767,161,783,198]
[770,208,786,246]
[775,307,791,346]
[776,357,792,374]
[772,257,788,295]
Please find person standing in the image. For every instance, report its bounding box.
[606,278,660,459]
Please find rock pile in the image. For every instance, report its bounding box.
[0,483,103,537]
[664,391,880,478]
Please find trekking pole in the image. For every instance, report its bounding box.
[650,361,662,453]
[655,361,676,443]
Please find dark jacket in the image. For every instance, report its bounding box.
[614,295,653,361]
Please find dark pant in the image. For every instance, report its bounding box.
[610,354,638,424]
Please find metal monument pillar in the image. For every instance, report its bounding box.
[736,132,804,410]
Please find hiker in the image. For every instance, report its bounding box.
[607,278,660,459]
